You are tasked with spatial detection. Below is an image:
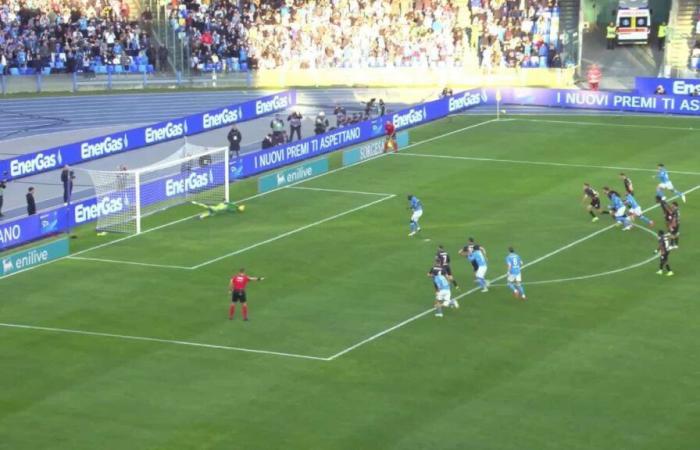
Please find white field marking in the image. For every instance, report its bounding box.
[66,256,192,270]
[489,255,658,287]
[396,153,700,177]
[512,117,700,132]
[0,322,329,361]
[189,194,396,270]
[0,118,497,281]
[287,186,393,196]
[326,187,698,361]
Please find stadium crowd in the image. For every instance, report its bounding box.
[166,0,563,73]
[0,0,164,75]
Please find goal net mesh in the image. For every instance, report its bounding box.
[82,143,229,234]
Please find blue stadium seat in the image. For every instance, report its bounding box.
[147,64,154,73]
[239,62,248,72]
[129,65,137,73]
[106,65,114,73]
[9,67,20,75]
[138,64,147,73]
[42,67,52,75]
[114,65,123,73]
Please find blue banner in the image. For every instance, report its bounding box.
[0,91,296,181]
[0,88,490,252]
[635,77,700,96]
[0,209,69,251]
[236,88,488,179]
[493,87,700,115]
[342,131,410,166]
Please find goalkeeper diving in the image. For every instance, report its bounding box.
[191,200,245,219]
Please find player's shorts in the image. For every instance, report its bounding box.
[671,225,680,235]
[476,265,487,279]
[440,265,453,276]
[231,290,247,303]
[659,181,675,190]
[590,197,601,209]
[614,206,626,218]
[411,209,423,222]
[507,273,522,283]
[660,253,669,264]
[436,289,451,302]
[629,206,642,216]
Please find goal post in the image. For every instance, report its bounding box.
[82,145,230,234]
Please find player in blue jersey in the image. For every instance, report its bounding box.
[505,247,526,300]
[407,194,423,236]
[625,192,654,227]
[655,163,686,203]
[468,245,489,292]
[432,272,457,317]
[603,187,632,230]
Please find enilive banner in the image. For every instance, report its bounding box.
[237,88,488,178]
[635,77,700,96]
[1,237,69,277]
[258,158,329,193]
[494,87,700,115]
[0,91,296,181]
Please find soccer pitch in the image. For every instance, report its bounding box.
[2,114,700,449]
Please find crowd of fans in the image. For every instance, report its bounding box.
[165,0,564,74]
[0,0,165,75]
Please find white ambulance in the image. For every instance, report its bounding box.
[615,0,652,44]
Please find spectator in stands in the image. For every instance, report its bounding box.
[26,187,36,216]
[261,133,274,149]
[227,125,242,158]
[287,111,303,142]
[0,178,5,217]
[333,105,347,128]
[60,165,75,204]
[314,112,329,135]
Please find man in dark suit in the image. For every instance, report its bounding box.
[26,187,36,216]
[60,165,75,204]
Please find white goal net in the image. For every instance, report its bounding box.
[82,144,229,234]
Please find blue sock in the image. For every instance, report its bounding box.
[435,304,442,314]
[675,189,683,197]
[478,278,486,288]
[639,215,652,225]
[518,285,526,297]
[507,282,516,292]
[656,188,663,198]
[409,221,416,232]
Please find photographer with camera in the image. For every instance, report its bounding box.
[287,110,303,142]
[270,114,286,145]
[314,112,329,135]
[61,165,75,204]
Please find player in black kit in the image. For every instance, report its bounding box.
[619,172,634,194]
[436,245,459,289]
[582,183,604,222]
[668,201,680,249]
[656,230,674,276]
[458,237,485,276]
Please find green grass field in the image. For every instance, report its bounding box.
[2,113,700,450]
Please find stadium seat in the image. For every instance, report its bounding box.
[138,64,147,73]
[240,62,248,72]
[9,67,19,75]
[42,67,52,75]
[147,64,154,73]
[114,65,123,74]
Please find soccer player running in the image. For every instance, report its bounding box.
[505,247,526,300]
[228,268,264,321]
[192,200,244,219]
[655,230,674,276]
[655,163,686,203]
[582,183,604,222]
[619,172,634,195]
[469,245,489,292]
[459,237,486,277]
[603,187,632,230]
[432,271,457,318]
[436,245,459,289]
[407,194,423,236]
[669,201,680,249]
[625,192,654,227]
